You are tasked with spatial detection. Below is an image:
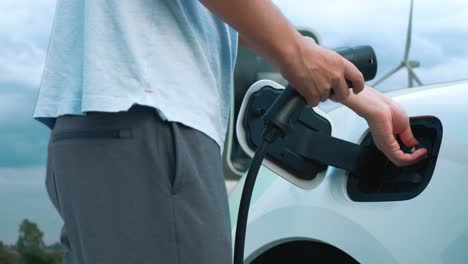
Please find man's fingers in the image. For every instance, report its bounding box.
[343,59,365,94]
[303,88,320,107]
[376,134,428,167]
[399,126,419,147]
[386,148,428,167]
[317,84,331,102]
[331,76,350,102]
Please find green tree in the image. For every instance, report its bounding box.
[0,241,16,264]
[45,242,64,264]
[44,250,64,264]
[16,219,47,264]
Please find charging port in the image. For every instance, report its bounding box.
[347,117,443,202]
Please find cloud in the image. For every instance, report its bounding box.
[0,2,59,244]
[0,166,46,187]
[274,0,468,90]
[0,82,50,167]
[0,45,46,87]
[1,0,466,90]
[418,57,468,84]
[0,0,56,86]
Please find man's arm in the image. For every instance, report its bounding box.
[200,0,365,106]
[201,0,425,166]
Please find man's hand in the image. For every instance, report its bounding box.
[344,86,428,166]
[279,36,365,106]
[200,0,364,106]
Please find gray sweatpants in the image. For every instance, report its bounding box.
[45,105,232,264]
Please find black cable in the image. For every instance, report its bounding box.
[233,127,281,264]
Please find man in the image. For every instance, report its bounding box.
[33,0,427,263]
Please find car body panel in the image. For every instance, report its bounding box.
[230,80,468,263]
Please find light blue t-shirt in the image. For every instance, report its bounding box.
[33,0,238,150]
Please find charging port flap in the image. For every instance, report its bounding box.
[347,117,443,202]
[237,80,334,189]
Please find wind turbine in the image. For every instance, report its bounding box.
[373,0,423,88]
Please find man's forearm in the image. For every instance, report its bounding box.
[342,86,375,118]
[200,0,302,68]
[201,0,365,106]
[343,86,394,120]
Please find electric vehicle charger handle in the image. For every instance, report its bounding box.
[263,86,305,136]
[264,45,378,136]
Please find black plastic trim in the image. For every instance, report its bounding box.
[53,128,133,142]
[347,116,443,202]
[243,86,332,180]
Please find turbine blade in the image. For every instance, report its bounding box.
[408,67,413,87]
[404,0,414,61]
[407,66,423,86]
[372,64,404,87]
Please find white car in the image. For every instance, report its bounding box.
[228,79,468,264]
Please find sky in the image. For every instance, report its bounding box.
[0,0,467,245]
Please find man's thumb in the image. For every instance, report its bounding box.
[399,126,418,147]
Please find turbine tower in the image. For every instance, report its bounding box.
[373,0,423,88]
